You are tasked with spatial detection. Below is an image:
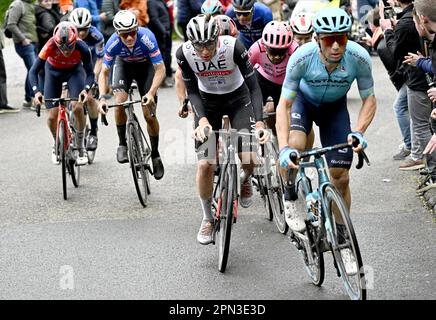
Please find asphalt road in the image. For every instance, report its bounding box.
[0,39,434,300]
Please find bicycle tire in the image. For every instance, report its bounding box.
[268,143,288,234]
[173,20,185,40]
[293,176,324,286]
[255,172,273,221]
[59,121,67,200]
[323,184,366,300]
[70,157,80,188]
[304,223,325,287]
[218,163,236,273]
[85,126,95,164]
[138,128,151,195]
[127,123,148,207]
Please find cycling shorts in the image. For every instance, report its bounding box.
[112,58,156,100]
[290,93,353,169]
[194,85,257,161]
[44,63,85,109]
[255,69,282,107]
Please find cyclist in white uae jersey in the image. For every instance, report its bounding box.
[176,14,266,245]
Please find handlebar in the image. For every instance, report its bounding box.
[289,137,370,170]
[100,100,143,125]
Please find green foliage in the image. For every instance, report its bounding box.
[0,0,14,23]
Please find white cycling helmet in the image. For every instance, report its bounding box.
[186,14,220,44]
[113,10,138,32]
[289,12,314,35]
[69,8,92,29]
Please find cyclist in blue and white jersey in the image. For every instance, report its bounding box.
[225,0,273,49]
[97,10,166,179]
[276,8,376,266]
[69,8,105,152]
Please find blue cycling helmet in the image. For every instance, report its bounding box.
[232,0,255,10]
[201,0,223,15]
[313,8,352,34]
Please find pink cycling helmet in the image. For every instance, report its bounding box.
[262,21,293,49]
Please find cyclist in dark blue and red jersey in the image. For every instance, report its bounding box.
[97,10,166,179]
[69,7,105,152]
[225,0,273,49]
[29,21,95,166]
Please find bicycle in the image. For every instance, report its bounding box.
[286,139,370,300]
[205,116,256,273]
[84,82,100,164]
[103,84,153,207]
[252,111,288,234]
[36,96,82,200]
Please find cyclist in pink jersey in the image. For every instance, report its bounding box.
[248,20,298,135]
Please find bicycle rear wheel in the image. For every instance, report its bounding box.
[254,170,272,221]
[323,184,366,300]
[268,143,288,234]
[59,121,67,200]
[217,163,236,273]
[127,123,149,207]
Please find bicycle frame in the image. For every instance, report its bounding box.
[56,103,71,154]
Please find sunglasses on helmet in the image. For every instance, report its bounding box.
[319,34,348,47]
[234,9,252,17]
[266,46,288,57]
[118,30,137,39]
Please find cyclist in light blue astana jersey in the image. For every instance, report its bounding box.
[276,8,377,236]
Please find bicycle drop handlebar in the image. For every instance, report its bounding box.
[35,97,80,118]
[289,137,370,170]
[100,100,143,125]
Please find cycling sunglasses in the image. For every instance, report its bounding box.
[319,34,348,47]
[266,46,288,57]
[192,40,217,52]
[77,27,90,33]
[58,42,75,52]
[118,30,137,39]
[234,9,252,17]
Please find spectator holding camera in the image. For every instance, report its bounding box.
[380,0,436,173]
[365,7,411,161]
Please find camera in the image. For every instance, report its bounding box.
[383,0,396,20]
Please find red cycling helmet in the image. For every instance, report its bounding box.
[53,21,78,51]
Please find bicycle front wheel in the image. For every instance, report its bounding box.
[58,121,67,200]
[268,143,288,234]
[218,163,237,273]
[127,123,148,207]
[323,184,366,300]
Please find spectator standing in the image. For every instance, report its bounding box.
[59,0,73,14]
[100,0,121,42]
[0,31,19,113]
[176,0,204,41]
[380,0,436,173]
[366,7,411,160]
[6,0,38,109]
[147,0,173,87]
[74,0,107,27]
[119,0,149,26]
[35,0,62,51]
